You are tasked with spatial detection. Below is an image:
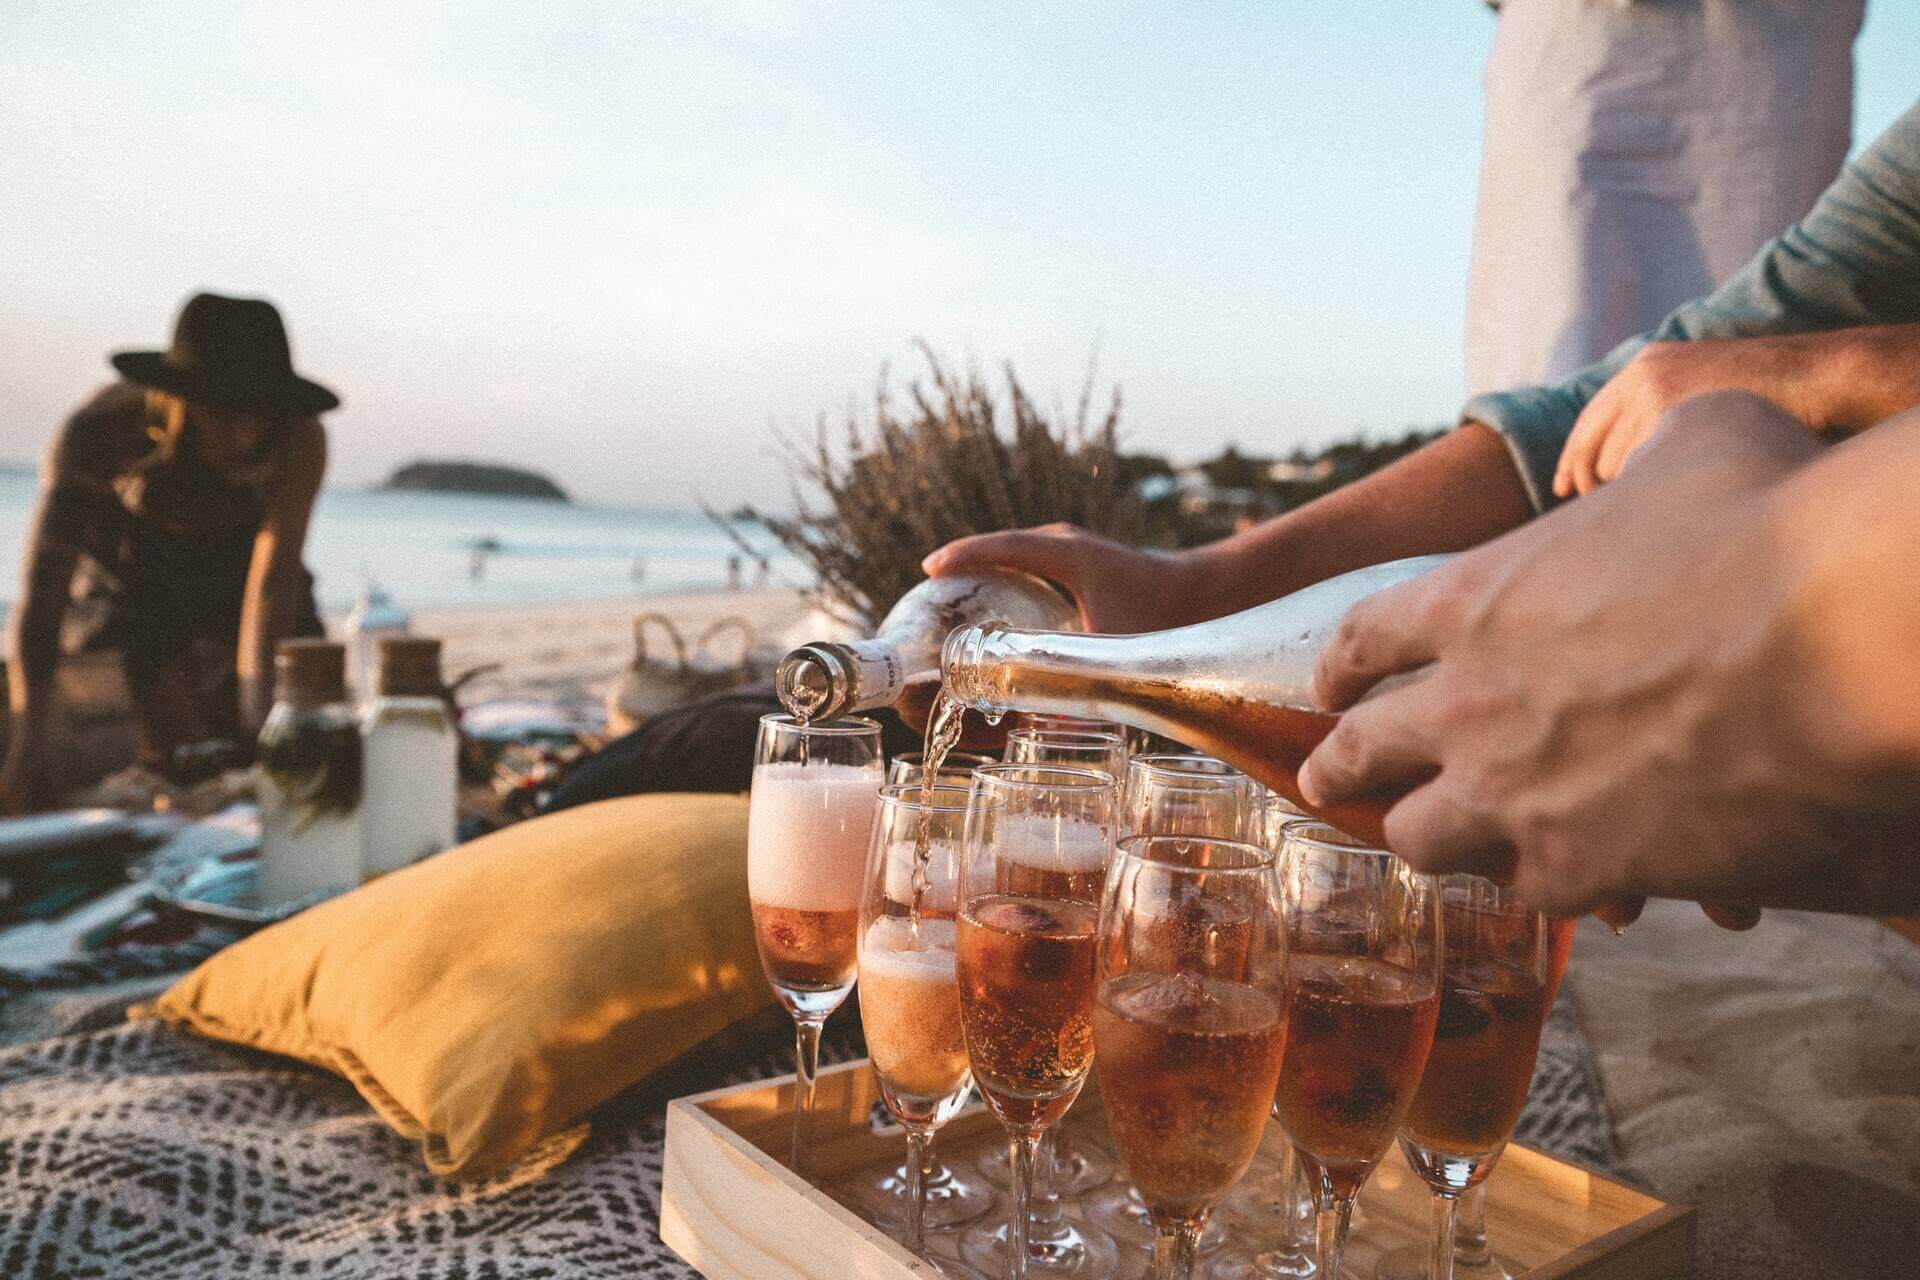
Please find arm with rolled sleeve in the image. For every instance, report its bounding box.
[1467,99,1920,512]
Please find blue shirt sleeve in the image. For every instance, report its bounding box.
[1465,97,1920,512]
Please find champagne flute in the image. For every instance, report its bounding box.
[955,764,1118,1280]
[1122,754,1257,841]
[1087,755,1256,1252]
[975,729,1124,1206]
[1274,821,1440,1280]
[747,712,883,1171]
[863,757,997,1230]
[1095,834,1289,1280]
[1004,727,1129,779]
[853,776,995,1238]
[856,783,981,1256]
[888,749,996,787]
[1214,791,1320,1280]
[1393,878,1558,1280]
[1373,912,1574,1280]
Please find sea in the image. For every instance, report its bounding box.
[0,465,792,613]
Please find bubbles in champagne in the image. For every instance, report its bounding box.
[912,688,972,931]
[746,761,879,912]
[859,916,970,1105]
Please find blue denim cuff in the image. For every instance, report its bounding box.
[1459,383,1589,514]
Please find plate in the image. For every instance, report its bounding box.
[150,855,339,928]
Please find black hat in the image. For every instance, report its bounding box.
[111,292,340,415]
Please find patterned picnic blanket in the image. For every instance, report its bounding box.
[0,952,1621,1280]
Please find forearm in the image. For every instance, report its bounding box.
[1184,423,1533,618]
[1804,324,1920,431]
[236,564,301,733]
[7,603,61,730]
[7,546,76,731]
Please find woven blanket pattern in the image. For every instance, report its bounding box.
[0,983,1619,1279]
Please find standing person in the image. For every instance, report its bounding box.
[1,293,336,812]
[1466,0,1863,396]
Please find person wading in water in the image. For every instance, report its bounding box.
[2,293,337,813]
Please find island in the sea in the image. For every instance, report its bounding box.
[381,460,570,502]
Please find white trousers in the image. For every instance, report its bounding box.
[1465,0,1863,396]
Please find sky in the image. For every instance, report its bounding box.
[3,2,1917,509]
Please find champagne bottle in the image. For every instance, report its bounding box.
[775,569,1079,734]
[938,556,1448,845]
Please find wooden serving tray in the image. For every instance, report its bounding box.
[662,1060,1691,1280]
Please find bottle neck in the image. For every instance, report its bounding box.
[775,638,910,720]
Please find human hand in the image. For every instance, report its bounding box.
[1553,337,1823,499]
[922,524,1202,633]
[1300,392,1891,919]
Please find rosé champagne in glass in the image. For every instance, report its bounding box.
[1094,835,1290,1280]
[1275,821,1440,1280]
[955,764,1117,1280]
[748,714,883,1171]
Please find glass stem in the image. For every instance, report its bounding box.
[1313,1194,1354,1280]
[1429,1192,1460,1280]
[1007,1130,1042,1280]
[1453,1183,1492,1269]
[1250,1142,1315,1275]
[924,1144,953,1193]
[1150,1219,1205,1280]
[1282,1140,1315,1253]
[904,1129,932,1255]
[1031,1128,1066,1229]
[790,1015,824,1172]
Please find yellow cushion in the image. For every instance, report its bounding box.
[135,793,772,1177]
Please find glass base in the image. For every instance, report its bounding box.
[1081,1180,1229,1253]
[856,1154,995,1232]
[1373,1242,1513,1280]
[974,1129,1115,1196]
[958,1213,1119,1277]
[1208,1244,1317,1280]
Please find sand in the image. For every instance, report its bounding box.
[398,586,812,709]
[1565,905,1920,1279]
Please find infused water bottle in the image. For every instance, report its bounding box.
[775,569,1079,736]
[938,557,1449,845]
[258,639,365,906]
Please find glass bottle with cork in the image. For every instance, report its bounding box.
[257,638,364,905]
[361,635,459,879]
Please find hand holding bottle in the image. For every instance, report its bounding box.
[923,523,1207,633]
[1301,391,1920,921]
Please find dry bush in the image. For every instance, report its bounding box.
[737,347,1151,628]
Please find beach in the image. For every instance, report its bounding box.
[402,585,814,711]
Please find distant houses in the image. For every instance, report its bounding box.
[1134,429,1442,543]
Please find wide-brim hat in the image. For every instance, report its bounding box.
[111,292,340,416]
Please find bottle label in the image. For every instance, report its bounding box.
[848,642,907,711]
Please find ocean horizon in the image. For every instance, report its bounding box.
[0,465,792,613]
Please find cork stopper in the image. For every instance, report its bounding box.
[275,639,347,709]
[378,635,444,699]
